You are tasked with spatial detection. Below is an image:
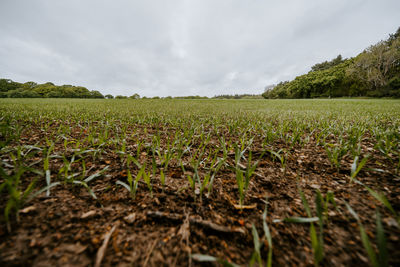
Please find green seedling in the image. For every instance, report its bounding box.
[249,199,275,267]
[207,154,226,196]
[354,179,399,226]
[160,169,165,192]
[72,166,109,201]
[234,147,259,208]
[376,210,388,267]
[323,191,339,217]
[346,203,388,267]
[350,155,369,182]
[263,198,273,267]
[59,153,82,180]
[324,141,348,171]
[116,164,145,199]
[143,170,153,197]
[43,140,54,196]
[185,146,206,201]
[268,148,288,173]
[0,166,36,232]
[301,189,324,267]
[198,173,210,202]
[276,189,325,267]
[186,172,196,200]
[250,224,262,266]
[235,168,245,207]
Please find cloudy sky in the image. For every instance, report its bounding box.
[0,0,399,97]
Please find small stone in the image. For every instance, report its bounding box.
[123,213,136,224]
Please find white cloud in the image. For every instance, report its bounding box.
[0,0,399,97]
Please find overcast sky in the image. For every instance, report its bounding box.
[0,0,399,97]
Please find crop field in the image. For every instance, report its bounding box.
[0,98,400,266]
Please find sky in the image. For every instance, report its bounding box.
[0,0,399,97]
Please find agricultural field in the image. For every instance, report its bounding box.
[0,98,399,266]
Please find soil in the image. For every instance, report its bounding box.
[1,123,400,266]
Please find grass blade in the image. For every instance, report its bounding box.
[376,211,388,267]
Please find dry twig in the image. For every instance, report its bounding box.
[146,211,245,234]
[95,224,118,267]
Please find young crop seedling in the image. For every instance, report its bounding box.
[191,203,271,267]
[250,197,274,267]
[186,171,197,201]
[116,164,145,199]
[324,140,349,172]
[263,198,273,267]
[354,179,400,226]
[234,146,259,208]
[198,172,210,202]
[43,140,54,196]
[116,155,144,199]
[206,152,227,197]
[345,203,388,267]
[250,224,262,266]
[185,146,206,201]
[374,130,399,161]
[72,165,109,201]
[268,148,288,174]
[275,188,325,267]
[350,155,369,183]
[0,166,36,232]
[155,138,174,171]
[143,169,153,197]
[160,169,165,192]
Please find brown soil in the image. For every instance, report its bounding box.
[1,124,399,267]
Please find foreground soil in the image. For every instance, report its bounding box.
[1,124,400,267]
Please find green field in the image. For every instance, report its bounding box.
[1,99,400,266]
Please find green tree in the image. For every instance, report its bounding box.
[129,93,140,99]
[0,79,20,92]
[346,37,400,96]
[311,55,344,72]
[264,28,400,99]
[89,90,104,98]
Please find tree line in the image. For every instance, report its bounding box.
[0,80,105,98]
[0,79,264,99]
[263,27,400,98]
